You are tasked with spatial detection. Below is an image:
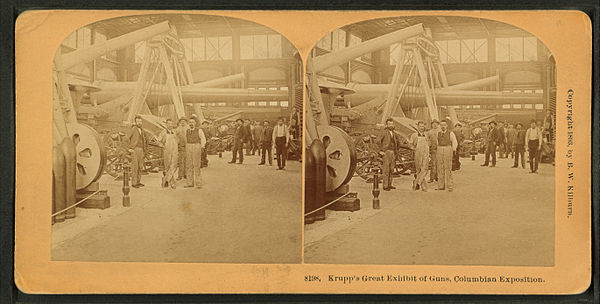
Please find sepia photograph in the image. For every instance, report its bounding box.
[50,13,303,263]
[14,9,591,295]
[304,16,556,266]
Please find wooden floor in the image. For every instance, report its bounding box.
[52,154,302,263]
[304,156,555,266]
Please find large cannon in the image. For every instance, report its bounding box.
[305,24,428,221]
[53,21,172,192]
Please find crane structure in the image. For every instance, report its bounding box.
[305,23,541,218]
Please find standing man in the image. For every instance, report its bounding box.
[252,120,264,156]
[259,120,273,166]
[409,121,430,192]
[184,117,206,188]
[452,122,464,171]
[512,123,526,168]
[525,119,543,173]
[426,120,440,183]
[157,118,178,189]
[480,122,489,153]
[436,120,458,192]
[506,123,517,159]
[481,121,499,167]
[229,119,245,164]
[127,116,147,188]
[200,120,212,168]
[378,118,401,191]
[272,118,290,170]
[175,118,188,180]
[244,119,253,156]
[497,121,506,159]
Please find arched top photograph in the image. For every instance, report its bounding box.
[304,15,557,267]
[50,13,303,264]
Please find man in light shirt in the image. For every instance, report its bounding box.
[157,118,179,189]
[272,118,290,170]
[436,120,458,192]
[426,120,440,183]
[175,118,188,180]
[184,117,207,188]
[525,119,543,173]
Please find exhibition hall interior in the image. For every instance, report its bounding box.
[304,16,556,265]
[51,14,303,263]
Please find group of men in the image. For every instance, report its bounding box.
[126,115,208,190]
[379,118,458,193]
[126,115,294,192]
[229,118,291,170]
[377,115,548,193]
[481,119,545,173]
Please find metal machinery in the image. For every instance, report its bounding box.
[52,21,174,221]
[98,23,193,176]
[76,23,290,177]
[305,23,546,218]
[59,20,297,185]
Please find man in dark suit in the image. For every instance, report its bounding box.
[259,120,273,165]
[378,118,401,191]
[497,121,507,159]
[127,116,147,188]
[200,120,211,168]
[243,119,253,156]
[481,121,500,167]
[512,123,526,168]
[229,119,245,164]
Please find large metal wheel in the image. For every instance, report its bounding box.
[316,125,357,192]
[102,129,128,177]
[66,123,106,190]
[353,133,382,181]
[102,128,163,177]
[351,129,415,182]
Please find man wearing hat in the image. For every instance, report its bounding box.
[127,115,147,188]
[184,117,206,188]
[525,119,543,173]
[426,120,440,183]
[435,119,458,191]
[512,123,527,168]
[175,117,188,180]
[378,118,402,191]
[200,120,211,168]
[157,118,178,189]
[229,118,245,164]
[481,121,500,167]
[272,117,290,170]
[452,122,464,171]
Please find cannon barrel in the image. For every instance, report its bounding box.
[313,24,425,73]
[344,90,543,107]
[444,75,499,90]
[191,73,245,88]
[94,87,289,111]
[344,75,500,95]
[89,73,246,92]
[62,21,171,70]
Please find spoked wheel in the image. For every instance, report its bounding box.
[102,129,128,178]
[102,128,163,177]
[351,129,415,181]
[353,133,382,182]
